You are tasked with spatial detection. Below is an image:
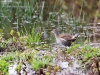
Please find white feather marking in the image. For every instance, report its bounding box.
[59,38,66,41]
[72,34,79,39]
[56,37,66,44]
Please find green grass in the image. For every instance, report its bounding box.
[67,44,100,62]
[25,27,41,46]
[0,60,9,75]
[30,58,50,71]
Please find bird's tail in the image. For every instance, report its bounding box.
[72,33,79,39]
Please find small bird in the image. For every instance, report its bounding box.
[51,29,78,47]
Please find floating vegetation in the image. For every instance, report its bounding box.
[66,43,100,71]
[0,53,15,61]
[0,34,100,75]
[15,63,22,75]
[0,60,9,75]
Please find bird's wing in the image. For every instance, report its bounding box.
[59,34,73,40]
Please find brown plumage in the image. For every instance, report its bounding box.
[51,29,78,46]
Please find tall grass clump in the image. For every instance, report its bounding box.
[25,27,41,46]
[0,0,63,32]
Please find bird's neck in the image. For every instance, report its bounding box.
[54,33,61,44]
[54,32,59,38]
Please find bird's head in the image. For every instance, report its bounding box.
[51,29,57,33]
[51,29,59,36]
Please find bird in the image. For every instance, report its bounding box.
[51,29,78,47]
